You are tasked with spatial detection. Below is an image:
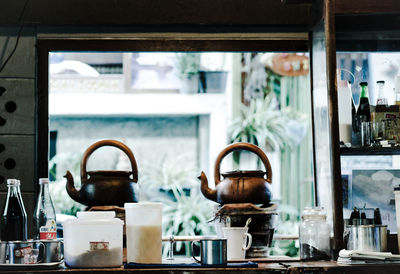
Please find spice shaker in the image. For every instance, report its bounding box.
[299,207,330,261]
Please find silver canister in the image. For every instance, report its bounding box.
[8,240,45,264]
[33,239,63,263]
[191,238,227,265]
[345,224,387,252]
[0,241,7,264]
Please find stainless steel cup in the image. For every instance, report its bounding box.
[33,239,63,263]
[0,241,7,264]
[345,224,387,252]
[191,238,227,265]
[8,240,45,264]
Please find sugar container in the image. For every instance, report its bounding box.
[63,211,123,268]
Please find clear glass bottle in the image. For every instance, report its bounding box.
[299,207,330,261]
[33,178,57,240]
[376,80,388,106]
[1,179,28,241]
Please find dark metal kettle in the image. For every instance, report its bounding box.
[65,139,138,207]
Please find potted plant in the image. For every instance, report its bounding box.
[199,53,228,93]
[175,53,201,94]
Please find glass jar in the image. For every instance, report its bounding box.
[299,207,330,261]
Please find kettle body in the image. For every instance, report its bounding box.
[65,139,138,207]
[198,142,272,205]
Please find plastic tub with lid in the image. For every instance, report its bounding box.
[63,211,123,268]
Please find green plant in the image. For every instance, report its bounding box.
[48,152,85,215]
[161,185,216,256]
[175,53,201,79]
[229,93,294,151]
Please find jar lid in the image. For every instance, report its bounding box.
[77,211,115,219]
[124,202,163,209]
[301,207,327,219]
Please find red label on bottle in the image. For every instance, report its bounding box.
[39,231,57,240]
[39,220,57,239]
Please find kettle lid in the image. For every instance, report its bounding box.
[221,170,266,178]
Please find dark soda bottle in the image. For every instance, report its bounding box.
[1,179,28,241]
[356,82,371,122]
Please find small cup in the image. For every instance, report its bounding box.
[8,240,45,264]
[33,239,63,263]
[191,238,227,265]
[0,241,7,264]
[222,227,252,260]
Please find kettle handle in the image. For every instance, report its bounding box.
[81,139,138,182]
[214,142,272,185]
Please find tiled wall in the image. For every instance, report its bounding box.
[0,27,37,237]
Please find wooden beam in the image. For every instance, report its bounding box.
[335,0,400,14]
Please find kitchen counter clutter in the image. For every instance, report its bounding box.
[0,260,400,273]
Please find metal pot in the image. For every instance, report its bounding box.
[344,224,387,252]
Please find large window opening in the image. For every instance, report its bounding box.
[40,39,313,257]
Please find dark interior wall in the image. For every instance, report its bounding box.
[0,0,311,237]
[0,0,311,28]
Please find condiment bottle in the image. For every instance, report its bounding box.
[299,207,330,261]
[33,178,57,239]
[356,82,371,121]
[376,80,388,106]
[1,179,28,240]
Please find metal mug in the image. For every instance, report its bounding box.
[8,240,45,264]
[191,238,227,265]
[344,224,387,252]
[33,239,63,263]
[0,241,7,264]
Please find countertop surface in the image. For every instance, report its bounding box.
[0,259,399,273]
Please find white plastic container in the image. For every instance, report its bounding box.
[394,187,400,251]
[125,202,162,263]
[63,211,123,268]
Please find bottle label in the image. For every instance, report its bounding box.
[39,219,57,239]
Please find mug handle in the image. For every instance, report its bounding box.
[37,242,46,263]
[191,241,201,263]
[59,241,64,261]
[242,233,252,251]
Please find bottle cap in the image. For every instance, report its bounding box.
[377,80,385,84]
[7,179,20,186]
[360,82,368,86]
[39,178,49,185]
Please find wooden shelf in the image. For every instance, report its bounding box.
[340,147,400,156]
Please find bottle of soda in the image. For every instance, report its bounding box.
[356,82,371,121]
[1,179,28,240]
[33,178,57,240]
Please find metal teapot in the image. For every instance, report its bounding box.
[198,142,272,205]
[65,139,138,207]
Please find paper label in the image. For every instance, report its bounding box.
[14,247,32,258]
[39,219,57,239]
[90,241,109,251]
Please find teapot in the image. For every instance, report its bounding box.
[65,139,139,207]
[198,142,272,205]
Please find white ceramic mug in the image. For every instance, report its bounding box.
[222,227,252,260]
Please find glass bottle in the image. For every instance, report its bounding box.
[356,82,371,121]
[33,178,57,240]
[1,179,28,241]
[376,80,388,106]
[299,207,330,261]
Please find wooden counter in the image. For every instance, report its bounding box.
[0,260,400,274]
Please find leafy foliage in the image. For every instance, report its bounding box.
[229,93,293,151]
[175,53,201,78]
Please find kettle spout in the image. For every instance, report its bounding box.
[198,171,217,202]
[64,170,82,204]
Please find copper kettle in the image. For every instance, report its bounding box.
[65,139,138,207]
[198,142,272,204]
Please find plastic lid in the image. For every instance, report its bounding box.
[124,202,163,209]
[39,178,49,185]
[63,211,123,226]
[7,179,20,186]
[77,211,115,219]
